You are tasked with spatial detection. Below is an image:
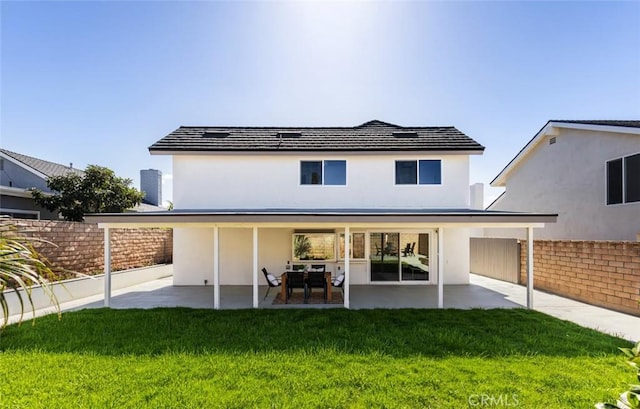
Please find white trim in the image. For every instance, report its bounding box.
[437,228,444,308]
[252,227,259,308]
[213,226,220,309]
[526,227,534,309]
[0,207,40,219]
[151,150,485,157]
[0,151,49,180]
[550,121,640,136]
[104,228,111,307]
[0,186,41,198]
[344,225,350,309]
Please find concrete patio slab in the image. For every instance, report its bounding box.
[8,273,640,342]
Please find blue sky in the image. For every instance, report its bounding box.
[2,1,639,206]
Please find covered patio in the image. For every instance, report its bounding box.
[85,209,557,310]
[77,275,523,310]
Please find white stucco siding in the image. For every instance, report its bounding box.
[173,228,215,286]
[172,227,469,286]
[442,227,470,284]
[173,154,470,209]
[488,129,640,241]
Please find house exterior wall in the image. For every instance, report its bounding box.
[0,195,60,220]
[172,153,470,209]
[487,128,640,241]
[0,158,50,191]
[172,227,468,286]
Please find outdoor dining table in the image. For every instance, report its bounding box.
[280,271,333,302]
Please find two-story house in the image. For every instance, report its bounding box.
[88,120,555,309]
[486,120,640,241]
[0,149,84,219]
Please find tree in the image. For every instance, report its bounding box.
[31,165,145,222]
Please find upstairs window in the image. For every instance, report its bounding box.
[395,160,441,185]
[607,153,640,205]
[300,160,346,185]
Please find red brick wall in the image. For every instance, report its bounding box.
[520,240,640,316]
[7,219,172,276]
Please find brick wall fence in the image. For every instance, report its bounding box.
[520,240,640,316]
[6,219,172,276]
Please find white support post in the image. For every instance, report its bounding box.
[344,226,350,309]
[104,227,111,307]
[213,226,220,310]
[527,227,534,309]
[252,227,259,309]
[437,227,444,309]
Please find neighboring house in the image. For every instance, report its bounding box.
[0,149,84,220]
[487,120,640,241]
[87,120,555,309]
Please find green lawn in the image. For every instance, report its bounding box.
[0,308,633,408]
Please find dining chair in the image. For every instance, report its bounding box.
[306,271,327,303]
[332,272,345,294]
[261,268,281,300]
[286,271,307,303]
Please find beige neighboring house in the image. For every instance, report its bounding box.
[486,120,640,241]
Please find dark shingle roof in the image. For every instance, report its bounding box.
[551,120,640,128]
[0,149,84,178]
[149,120,485,153]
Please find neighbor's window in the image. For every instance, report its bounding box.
[395,160,441,185]
[607,153,640,205]
[300,160,346,185]
[292,233,336,261]
[339,232,365,260]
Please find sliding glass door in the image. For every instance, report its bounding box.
[370,233,400,281]
[370,232,431,282]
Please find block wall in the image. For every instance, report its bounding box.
[6,219,172,276]
[520,240,640,316]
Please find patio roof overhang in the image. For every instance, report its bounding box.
[85,208,557,229]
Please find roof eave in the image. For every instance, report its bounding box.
[149,147,485,155]
[491,120,640,187]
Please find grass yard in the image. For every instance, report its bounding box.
[0,308,634,408]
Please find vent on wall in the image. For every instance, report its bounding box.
[202,132,229,138]
[549,137,557,145]
[392,131,418,138]
[277,132,302,138]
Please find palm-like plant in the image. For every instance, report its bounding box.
[0,220,60,329]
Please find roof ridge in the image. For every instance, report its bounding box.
[0,148,84,177]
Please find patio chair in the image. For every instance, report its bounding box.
[286,271,307,304]
[332,272,345,294]
[375,244,382,256]
[310,264,326,272]
[261,268,281,300]
[409,242,416,256]
[401,243,412,257]
[306,271,327,303]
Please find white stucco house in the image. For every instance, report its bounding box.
[87,120,555,309]
[486,120,640,241]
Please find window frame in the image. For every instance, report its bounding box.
[338,232,366,261]
[606,152,640,206]
[394,159,442,185]
[299,160,347,186]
